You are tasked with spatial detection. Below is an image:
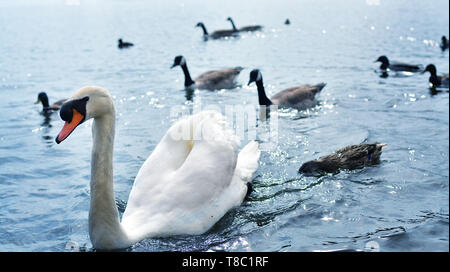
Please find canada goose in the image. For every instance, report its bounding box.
[171,55,243,90]
[195,22,239,40]
[299,143,386,175]
[374,55,421,72]
[440,36,449,51]
[226,17,263,32]
[118,39,134,49]
[284,19,291,25]
[247,69,326,110]
[54,86,260,250]
[421,64,449,88]
[35,92,67,112]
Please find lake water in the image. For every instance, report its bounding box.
[0,0,448,252]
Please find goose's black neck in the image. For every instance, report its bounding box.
[199,24,208,35]
[429,74,440,87]
[229,19,238,31]
[256,79,272,106]
[181,63,195,87]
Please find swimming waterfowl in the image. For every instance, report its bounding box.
[226,17,263,32]
[35,92,67,112]
[440,36,449,51]
[118,39,134,49]
[195,22,239,40]
[284,19,291,25]
[374,55,421,72]
[247,69,326,110]
[55,86,260,250]
[421,64,449,88]
[171,55,243,90]
[299,143,386,175]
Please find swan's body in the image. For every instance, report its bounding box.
[171,55,243,90]
[35,92,67,112]
[196,22,239,40]
[55,86,260,250]
[227,17,263,32]
[375,55,421,72]
[247,69,326,110]
[422,64,449,88]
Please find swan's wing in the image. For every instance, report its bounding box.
[122,111,248,238]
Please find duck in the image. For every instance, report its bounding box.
[247,69,326,110]
[54,86,261,250]
[440,36,449,51]
[299,143,386,175]
[374,55,421,72]
[118,39,134,49]
[171,55,243,90]
[35,92,67,112]
[284,19,291,25]
[195,22,239,40]
[421,64,449,88]
[226,17,263,32]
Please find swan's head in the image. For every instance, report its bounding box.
[421,64,437,75]
[171,55,186,69]
[375,55,389,64]
[248,69,262,86]
[55,86,113,144]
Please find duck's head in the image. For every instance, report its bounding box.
[118,39,123,43]
[35,92,49,108]
[421,64,437,75]
[375,55,389,65]
[55,86,113,144]
[248,69,262,86]
[171,55,186,69]
[298,160,322,174]
[442,36,447,43]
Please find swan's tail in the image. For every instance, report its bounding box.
[236,141,261,182]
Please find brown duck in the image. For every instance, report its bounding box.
[299,143,386,174]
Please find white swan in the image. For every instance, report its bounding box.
[55,86,261,250]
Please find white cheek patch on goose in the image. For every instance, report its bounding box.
[256,71,262,81]
[180,57,186,66]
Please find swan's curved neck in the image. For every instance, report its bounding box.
[181,63,195,87]
[89,111,131,249]
[256,79,272,106]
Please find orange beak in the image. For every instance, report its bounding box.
[56,108,85,144]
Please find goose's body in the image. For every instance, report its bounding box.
[247,69,326,110]
[55,86,260,250]
[375,55,421,72]
[422,64,449,88]
[118,39,134,49]
[196,22,239,40]
[171,55,243,90]
[299,143,386,175]
[35,92,67,112]
[227,17,263,32]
